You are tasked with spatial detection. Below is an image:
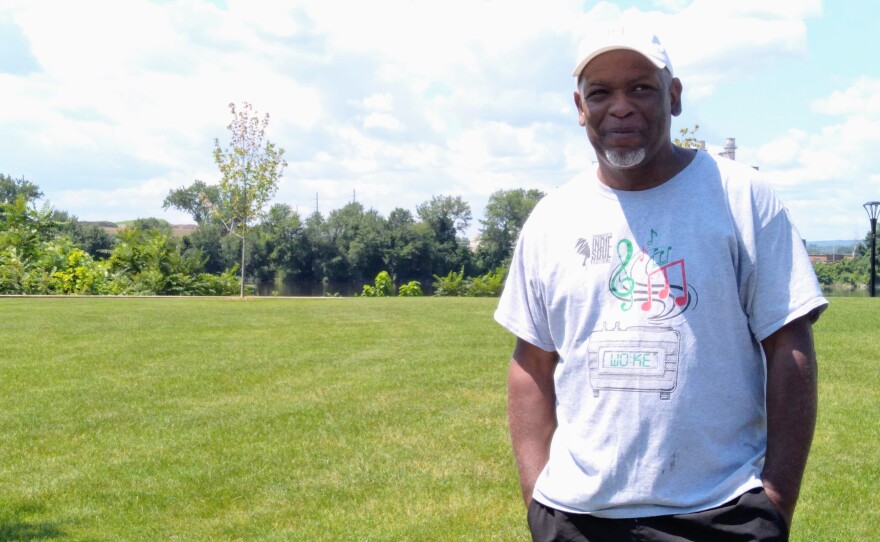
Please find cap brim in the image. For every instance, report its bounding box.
[572,46,668,77]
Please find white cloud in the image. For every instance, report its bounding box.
[752,77,880,240]
[360,93,394,112]
[756,129,807,167]
[54,174,202,223]
[812,77,880,117]
[638,1,817,100]
[0,0,867,245]
[226,0,306,39]
[13,1,179,79]
[2,0,322,198]
[363,113,404,132]
[302,0,583,82]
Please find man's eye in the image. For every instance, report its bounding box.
[587,89,608,99]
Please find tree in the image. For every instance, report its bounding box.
[0,174,42,204]
[130,217,173,235]
[181,223,230,274]
[416,195,473,276]
[854,226,878,290]
[812,262,835,286]
[210,102,287,297]
[302,211,334,283]
[383,207,431,285]
[347,207,386,282]
[64,218,116,259]
[416,194,471,238]
[475,188,544,272]
[162,180,222,226]
[321,202,387,283]
[250,203,309,287]
[0,195,60,264]
[674,124,701,149]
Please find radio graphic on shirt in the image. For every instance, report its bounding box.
[586,322,681,399]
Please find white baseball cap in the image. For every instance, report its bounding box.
[572,27,673,78]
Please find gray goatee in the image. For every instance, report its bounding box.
[604,149,646,169]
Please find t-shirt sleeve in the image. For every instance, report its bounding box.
[747,207,829,342]
[494,228,557,352]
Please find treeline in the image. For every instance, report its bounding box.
[0,172,544,296]
[163,181,543,295]
[812,238,878,290]
[0,174,239,295]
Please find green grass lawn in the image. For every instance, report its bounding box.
[0,297,876,541]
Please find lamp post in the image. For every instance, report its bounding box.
[865,201,880,297]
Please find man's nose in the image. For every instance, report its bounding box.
[607,92,634,117]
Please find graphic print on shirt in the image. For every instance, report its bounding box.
[586,322,681,399]
[608,230,698,322]
[575,232,613,267]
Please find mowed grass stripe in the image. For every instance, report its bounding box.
[0,298,521,541]
[798,298,879,540]
[0,297,876,540]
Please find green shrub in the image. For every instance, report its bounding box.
[50,247,110,295]
[398,280,423,297]
[432,267,466,296]
[465,267,506,297]
[194,267,241,296]
[361,270,394,297]
[432,267,507,297]
[0,236,111,295]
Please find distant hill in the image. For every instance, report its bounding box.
[82,221,197,238]
[807,239,862,255]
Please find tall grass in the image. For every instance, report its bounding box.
[0,297,875,540]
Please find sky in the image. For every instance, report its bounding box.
[1,0,878,243]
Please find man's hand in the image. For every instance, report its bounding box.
[507,338,558,507]
[761,315,819,528]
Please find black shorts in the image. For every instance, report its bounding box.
[527,487,789,542]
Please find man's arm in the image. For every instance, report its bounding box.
[760,315,819,527]
[507,337,559,507]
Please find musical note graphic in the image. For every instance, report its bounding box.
[610,239,636,311]
[641,259,688,311]
[605,232,697,321]
[648,229,658,246]
[649,246,672,267]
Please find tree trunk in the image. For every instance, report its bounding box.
[240,236,246,298]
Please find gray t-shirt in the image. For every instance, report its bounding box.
[495,151,827,518]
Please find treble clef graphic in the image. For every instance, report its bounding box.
[610,239,635,311]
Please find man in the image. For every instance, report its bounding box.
[495,27,827,542]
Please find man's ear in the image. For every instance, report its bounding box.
[670,77,683,117]
[574,91,587,127]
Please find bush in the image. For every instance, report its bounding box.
[0,236,111,295]
[105,227,238,296]
[465,267,506,297]
[361,271,394,297]
[432,266,507,297]
[398,280,423,297]
[50,247,110,295]
[192,267,241,296]
[432,267,466,296]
